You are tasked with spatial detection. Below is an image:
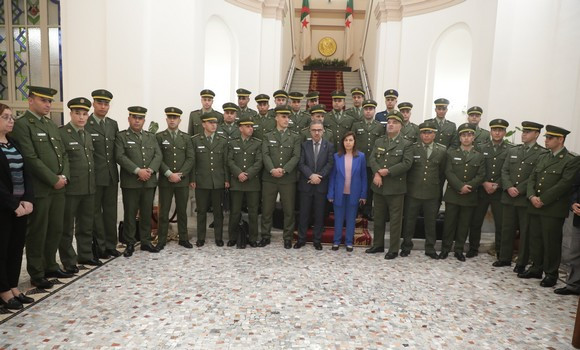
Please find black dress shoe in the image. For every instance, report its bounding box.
[179,240,193,249]
[284,240,292,249]
[140,244,160,253]
[237,243,246,249]
[293,241,305,249]
[454,252,466,262]
[555,287,580,295]
[248,241,258,248]
[365,246,384,254]
[346,246,354,252]
[196,240,205,247]
[215,240,224,247]
[14,293,34,304]
[45,269,74,279]
[425,252,439,259]
[31,278,53,289]
[123,244,135,257]
[227,240,237,247]
[384,252,398,260]
[331,245,339,251]
[492,260,511,267]
[513,265,526,274]
[98,252,111,259]
[79,258,104,266]
[157,244,166,251]
[65,265,79,274]
[105,249,122,257]
[465,249,478,258]
[313,243,323,251]
[540,276,557,287]
[517,270,543,279]
[400,250,410,257]
[258,238,270,247]
[0,298,23,310]
[438,251,449,260]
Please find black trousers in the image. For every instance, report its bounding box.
[297,190,327,244]
[0,209,27,292]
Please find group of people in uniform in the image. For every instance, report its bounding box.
[6,85,580,297]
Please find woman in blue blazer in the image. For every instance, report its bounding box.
[328,131,367,251]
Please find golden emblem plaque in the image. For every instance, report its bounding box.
[318,37,337,57]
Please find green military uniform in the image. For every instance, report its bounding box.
[368,118,413,256]
[11,86,69,283]
[86,89,120,256]
[469,119,511,256]
[217,122,240,141]
[190,115,229,244]
[187,89,224,136]
[397,102,419,144]
[324,94,355,151]
[59,98,96,268]
[345,87,365,122]
[496,122,547,268]
[252,114,276,141]
[266,90,289,119]
[228,118,263,244]
[351,99,384,218]
[156,107,194,248]
[430,117,458,149]
[525,125,580,282]
[401,122,447,256]
[260,106,301,245]
[236,88,258,120]
[440,124,485,258]
[115,106,162,250]
[288,92,309,132]
[473,127,491,148]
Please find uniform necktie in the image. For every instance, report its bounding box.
[314,142,320,168]
[172,131,177,140]
[79,129,85,144]
[425,144,431,158]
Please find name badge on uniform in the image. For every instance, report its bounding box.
[269,140,277,144]
[483,152,489,155]
[127,141,136,144]
[414,155,421,159]
[217,131,224,134]
[252,125,259,128]
[198,145,205,149]
[162,140,170,145]
[289,120,294,124]
[454,157,462,160]
[357,129,364,132]
[511,155,518,159]
[380,121,387,124]
[377,147,385,151]
[233,147,240,150]
[91,133,99,137]
[69,141,78,145]
[37,132,46,136]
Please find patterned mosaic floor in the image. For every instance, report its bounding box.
[1,234,578,350]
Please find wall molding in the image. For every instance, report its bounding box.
[226,0,287,20]
[374,0,465,22]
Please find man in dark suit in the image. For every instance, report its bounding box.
[295,120,334,250]
[555,169,580,295]
[519,125,580,287]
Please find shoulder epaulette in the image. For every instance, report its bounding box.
[434,142,447,149]
[216,134,227,139]
[251,137,262,142]
[191,133,201,139]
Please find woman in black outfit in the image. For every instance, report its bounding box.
[0,103,35,312]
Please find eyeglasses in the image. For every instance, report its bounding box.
[0,115,15,121]
[311,129,324,133]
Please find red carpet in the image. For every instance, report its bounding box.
[308,70,344,111]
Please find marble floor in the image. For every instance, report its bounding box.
[0,227,578,349]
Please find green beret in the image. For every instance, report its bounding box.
[91,89,113,101]
[201,111,218,122]
[237,115,254,126]
[200,89,215,98]
[305,91,319,100]
[419,121,437,132]
[387,110,403,123]
[521,121,543,131]
[489,118,509,129]
[350,87,365,96]
[362,99,377,108]
[236,88,251,97]
[458,123,476,134]
[434,98,450,106]
[398,102,413,110]
[67,97,92,111]
[273,90,288,98]
[222,102,239,112]
[288,92,304,100]
[255,94,270,102]
[309,104,327,114]
[274,105,291,114]
[383,89,398,98]
[28,86,57,99]
[128,106,147,116]
[165,107,183,116]
[467,106,483,115]
[330,90,346,99]
[545,125,570,137]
